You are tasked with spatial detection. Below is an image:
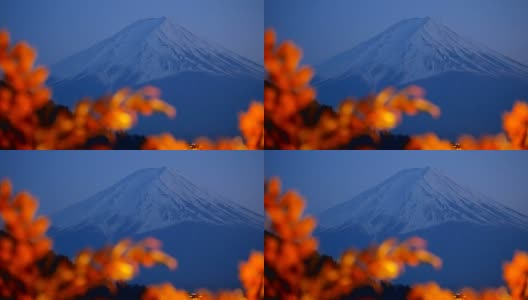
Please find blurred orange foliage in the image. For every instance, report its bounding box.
[3,27,526,150]
[264,29,528,150]
[143,102,263,150]
[265,177,528,300]
[0,30,263,150]
[0,179,263,300]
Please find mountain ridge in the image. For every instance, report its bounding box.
[315,166,528,289]
[317,167,528,236]
[51,167,263,238]
[316,17,528,88]
[50,16,263,87]
[48,17,264,139]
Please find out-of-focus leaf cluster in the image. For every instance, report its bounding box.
[0,30,264,150]
[0,179,264,300]
[0,179,175,299]
[264,29,528,150]
[264,176,528,300]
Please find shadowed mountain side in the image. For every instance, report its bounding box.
[133,73,263,138]
[314,75,373,105]
[316,222,528,289]
[316,17,528,85]
[50,17,262,83]
[47,17,264,138]
[316,72,528,140]
[134,222,263,290]
[315,17,528,138]
[49,72,263,139]
[50,222,263,290]
[397,222,528,289]
[315,168,528,288]
[48,167,263,290]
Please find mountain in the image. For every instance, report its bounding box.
[51,17,262,86]
[50,167,263,290]
[316,167,528,289]
[316,17,528,88]
[315,17,528,138]
[52,167,262,237]
[318,167,528,236]
[48,17,263,139]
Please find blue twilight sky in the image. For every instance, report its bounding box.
[265,151,528,215]
[0,151,263,215]
[0,0,263,64]
[265,0,528,65]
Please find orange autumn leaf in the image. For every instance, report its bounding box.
[504,251,528,300]
[239,252,264,300]
[239,101,264,149]
[503,101,528,148]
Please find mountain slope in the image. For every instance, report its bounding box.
[318,167,528,236]
[52,167,263,238]
[316,17,528,88]
[50,221,263,290]
[48,17,264,138]
[49,167,263,289]
[314,18,528,138]
[51,17,262,86]
[315,167,528,288]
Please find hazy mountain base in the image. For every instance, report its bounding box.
[315,18,528,85]
[315,72,528,140]
[49,72,263,139]
[315,168,528,289]
[313,17,528,140]
[47,16,264,140]
[264,231,412,300]
[50,222,263,290]
[316,222,528,290]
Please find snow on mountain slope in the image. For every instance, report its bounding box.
[316,17,528,88]
[52,167,263,237]
[317,167,528,236]
[51,17,263,87]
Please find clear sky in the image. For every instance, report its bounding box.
[0,0,263,64]
[0,151,263,215]
[265,0,528,65]
[265,151,528,215]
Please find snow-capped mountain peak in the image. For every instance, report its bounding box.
[51,17,263,86]
[52,167,263,237]
[316,17,528,87]
[317,167,528,236]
